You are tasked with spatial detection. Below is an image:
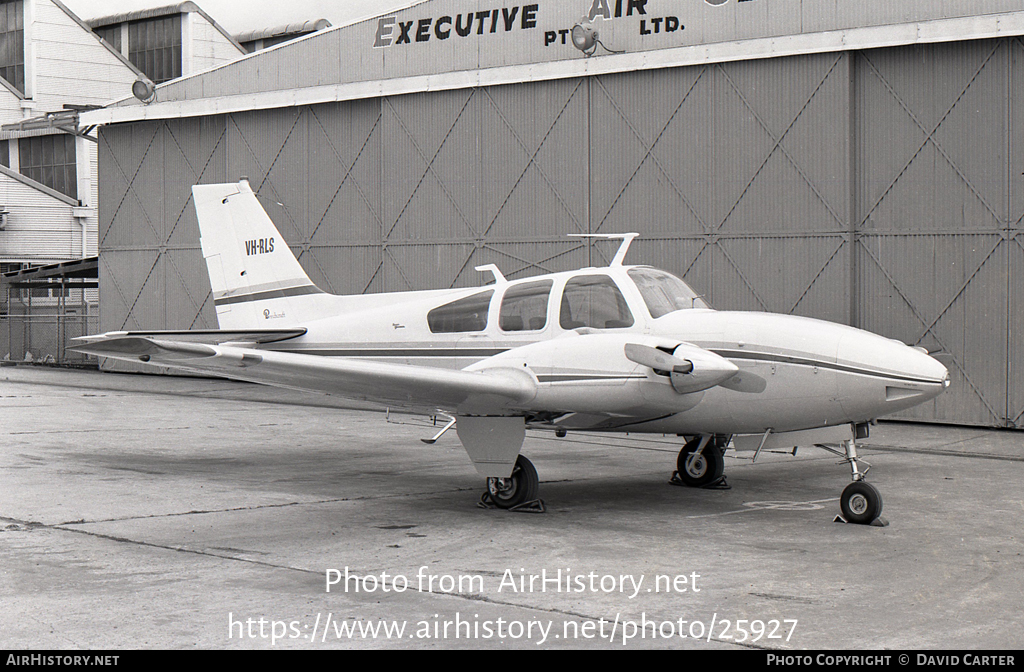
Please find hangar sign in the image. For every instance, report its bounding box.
[371,0,701,49]
[373,5,541,47]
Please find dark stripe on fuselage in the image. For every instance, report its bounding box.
[536,374,647,383]
[709,349,943,386]
[275,345,940,386]
[214,284,324,306]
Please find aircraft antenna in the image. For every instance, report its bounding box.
[475,264,506,284]
[568,233,639,266]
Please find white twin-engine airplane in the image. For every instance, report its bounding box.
[73,179,950,524]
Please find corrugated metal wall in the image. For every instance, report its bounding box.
[98,38,1024,427]
[854,39,1018,426]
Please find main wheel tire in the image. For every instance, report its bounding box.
[840,481,883,524]
[675,437,725,487]
[486,455,539,509]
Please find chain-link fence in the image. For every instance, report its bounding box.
[1,302,98,366]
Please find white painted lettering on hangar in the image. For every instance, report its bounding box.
[370,1,751,49]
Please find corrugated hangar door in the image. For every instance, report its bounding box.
[98,117,227,334]
[854,39,1014,427]
[1009,37,1024,429]
[225,102,384,295]
[589,52,852,326]
[380,80,589,289]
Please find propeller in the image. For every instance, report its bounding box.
[623,343,692,374]
[625,342,742,395]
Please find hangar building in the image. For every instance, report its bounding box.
[0,0,248,362]
[81,0,1024,429]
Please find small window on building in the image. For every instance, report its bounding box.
[559,275,634,330]
[499,280,552,332]
[0,0,24,93]
[427,290,493,333]
[0,139,9,168]
[19,134,78,200]
[94,25,122,54]
[129,15,182,83]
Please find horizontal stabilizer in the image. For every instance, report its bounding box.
[71,329,306,348]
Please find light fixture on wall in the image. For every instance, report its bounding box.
[0,206,8,230]
[571,18,623,56]
[132,78,157,104]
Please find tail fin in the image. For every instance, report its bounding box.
[192,179,327,330]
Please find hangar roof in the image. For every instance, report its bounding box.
[86,1,206,27]
[82,0,1024,127]
[234,19,333,45]
[85,2,243,54]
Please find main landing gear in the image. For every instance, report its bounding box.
[479,455,545,513]
[671,435,729,489]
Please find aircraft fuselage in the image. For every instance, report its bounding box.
[257,265,949,435]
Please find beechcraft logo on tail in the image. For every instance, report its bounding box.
[245,238,275,256]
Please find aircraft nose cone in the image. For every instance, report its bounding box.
[915,348,950,389]
[837,330,949,418]
[901,344,950,392]
[839,331,947,384]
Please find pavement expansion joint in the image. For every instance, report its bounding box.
[869,444,1024,462]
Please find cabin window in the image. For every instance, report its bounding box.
[627,268,709,317]
[499,280,552,332]
[427,290,493,333]
[559,275,634,330]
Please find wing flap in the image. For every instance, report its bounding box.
[69,336,536,414]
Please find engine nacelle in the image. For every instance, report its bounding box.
[466,332,737,415]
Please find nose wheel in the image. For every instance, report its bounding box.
[840,481,883,524]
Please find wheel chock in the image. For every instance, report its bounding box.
[510,499,546,514]
[669,471,731,489]
[476,492,546,513]
[834,514,889,527]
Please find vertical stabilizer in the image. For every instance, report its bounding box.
[192,180,326,330]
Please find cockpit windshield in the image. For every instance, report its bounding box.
[627,267,710,318]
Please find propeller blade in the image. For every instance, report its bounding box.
[717,371,768,393]
[624,343,693,374]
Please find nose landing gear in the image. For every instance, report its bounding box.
[837,438,886,526]
[819,437,887,526]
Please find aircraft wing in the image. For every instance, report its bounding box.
[68,334,537,415]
